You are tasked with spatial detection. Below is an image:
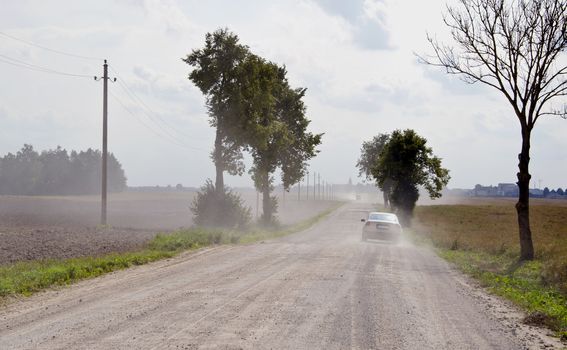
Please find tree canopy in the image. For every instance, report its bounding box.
[184,28,250,191]
[241,56,322,225]
[371,129,450,225]
[0,144,127,195]
[356,134,391,207]
[185,28,322,227]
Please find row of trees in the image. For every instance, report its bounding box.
[185,29,322,227]
[0,144,127,195]
[357,130,450,226]
[543,187,567,197]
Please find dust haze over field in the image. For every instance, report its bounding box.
[0,190,341,264]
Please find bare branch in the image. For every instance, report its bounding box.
[421,0,567,128]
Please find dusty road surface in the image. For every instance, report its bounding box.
[0,203,562,349]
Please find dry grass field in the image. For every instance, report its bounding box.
[414,198,567,291]
[412,198,567,335]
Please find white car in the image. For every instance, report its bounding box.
[361,212,402,242]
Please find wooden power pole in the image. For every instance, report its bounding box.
[95,60,115,226]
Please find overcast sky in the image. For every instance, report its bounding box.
[0,0,565,190]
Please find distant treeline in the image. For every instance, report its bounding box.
[0,144,127,195]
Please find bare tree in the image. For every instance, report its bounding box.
[420,0,567,260]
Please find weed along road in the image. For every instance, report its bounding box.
[0,203,559,349]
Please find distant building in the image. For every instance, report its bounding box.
[472,184,498,197]
[529,188,544,197]
[497,183,518,197]
[441,184,562,199]
[470,183,518,197]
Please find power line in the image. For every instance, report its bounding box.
[0,53,92,78]
[0,31,102,61]
[112,78,198,147]
[0,32,206,151]
[109,91,206,152]
[108,65,201,141]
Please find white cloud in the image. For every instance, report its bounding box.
[362,0,387,24]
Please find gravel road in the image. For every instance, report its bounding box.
[0,202,563,349]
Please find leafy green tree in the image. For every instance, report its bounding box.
[68,149,95,194]
[183,28,250,192]
[543,187,550,197]
[0,145,40,195]
[372,129,450,226]
[356,134,392,208]
[0,145,126,195]
[185,29,321,227]
[107,153,127,193]
[37,146,71,195]
[15,144,42,195]
[242,57,322,225]
[421,0,567,260]
[277,87,322,190]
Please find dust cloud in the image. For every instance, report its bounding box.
[0,189,341,264]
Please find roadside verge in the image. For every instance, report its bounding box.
[408,204,567,342]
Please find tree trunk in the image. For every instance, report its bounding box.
[516,127,534,261]
[382,190,389,209]
[262,186,271,225]
[382,179,392,209]
[213,127,224,193]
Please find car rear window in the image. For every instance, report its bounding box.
[369,213,398,222]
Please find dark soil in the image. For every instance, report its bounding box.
[0,192,195,265]
[522,311,556,329]
[0,226,156,264]
[0,192,338,265]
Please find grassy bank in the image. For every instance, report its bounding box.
[411,203,567,338]
[0,203,342,300]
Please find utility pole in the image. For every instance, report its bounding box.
[298,179,301,201]
[95,60,115,226]
[313,172,316,200]
[332,184,334,200]
[306,172,309,200]
[318,173,321,200]
[256,191,259,219]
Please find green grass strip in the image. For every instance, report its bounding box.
[0,203,344,300]
[0,250,173,297]
[439,249,567,337]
